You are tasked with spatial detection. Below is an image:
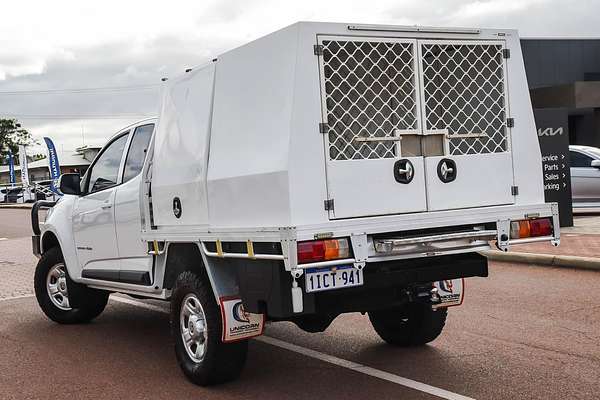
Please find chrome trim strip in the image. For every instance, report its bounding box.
[507,235,555,245]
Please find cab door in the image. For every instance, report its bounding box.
[418,40,515,211]
[113,123,155,285]
[73,133,129,279]
[317,36,427,219]
[317,37,515,218]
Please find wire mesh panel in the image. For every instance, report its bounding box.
[420,42,507,155]
[320,39,419,160]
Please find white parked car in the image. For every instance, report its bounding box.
[569,145,600,207]
[4,185,35,203]
[31,22,560,386]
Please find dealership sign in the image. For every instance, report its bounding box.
[534,108,573,227]
[7,150,16,184]
[43,137,61,195]
[18,145,30,187]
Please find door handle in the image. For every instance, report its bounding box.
[101,203,112,210]
[437,158,457,183]
[393,159,415,184]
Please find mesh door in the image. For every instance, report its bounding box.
[321,39,419,160]
[420,42,508,155]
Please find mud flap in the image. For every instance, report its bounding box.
[432,278,464,309]
[219,296,265,342]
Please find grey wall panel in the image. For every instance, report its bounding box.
[522,39,600,89]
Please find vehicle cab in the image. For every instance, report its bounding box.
[35,119,156,288]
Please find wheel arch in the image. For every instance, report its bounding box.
[163,242,239,303]
[163,243,205,290]
[41,231,60,254]
[39,226,80,282]
[39,196,81,281]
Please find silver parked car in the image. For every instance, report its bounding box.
[570,145,600,207]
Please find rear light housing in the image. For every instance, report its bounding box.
[510,217,553,239]
[297,238,350,264]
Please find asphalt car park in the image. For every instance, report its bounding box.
[1,209,599,400]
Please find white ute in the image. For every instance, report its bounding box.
[31,22,560,385]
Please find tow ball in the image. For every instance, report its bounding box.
[409,285,442,308]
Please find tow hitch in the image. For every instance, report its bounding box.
[410,279,465,309]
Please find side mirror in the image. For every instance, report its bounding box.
[58,173,81,195]
[591,160,600,169]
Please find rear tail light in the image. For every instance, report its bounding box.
[510,218,553,239]
[297,238,350,264]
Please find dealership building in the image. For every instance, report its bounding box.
[522,38,600,146]
[0,146,100,185]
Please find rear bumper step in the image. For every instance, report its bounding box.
[374,229,497,252]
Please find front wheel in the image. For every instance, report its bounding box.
[368,302,447,346]
[171,271,248,386]
[34,247,109,324]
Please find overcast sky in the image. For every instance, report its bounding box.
[1,0,600,156]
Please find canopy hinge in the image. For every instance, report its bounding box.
[506,117,515,128]
[324,199,335,211]
[502,48,511,59]
[319,122,328,134]
[314,44,324,56]
[511,186,519,196]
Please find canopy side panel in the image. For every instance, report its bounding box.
[152,63,215,227]
[207,24,300,228]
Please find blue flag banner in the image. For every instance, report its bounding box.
[43,137,61,194]
[7,150,16,184]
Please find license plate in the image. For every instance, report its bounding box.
[305,265,363,293]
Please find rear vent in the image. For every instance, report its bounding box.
[420,43,508,155]
[320,39,418,161]
[319,38,509,159]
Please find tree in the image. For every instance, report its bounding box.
[0,118,36,163]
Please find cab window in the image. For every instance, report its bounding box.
[122,124,154,183]
[87,134,128,193]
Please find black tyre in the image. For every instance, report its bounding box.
[34,247,109,324]
[368,302,447,346]
[171,271,248,386]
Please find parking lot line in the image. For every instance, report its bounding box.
[256,335,475,400]
[0,294,35,301]
[0,295,475,399]
[109,296,475,400]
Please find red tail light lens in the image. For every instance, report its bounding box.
[529,218,553,237]
[510,218,553,239]
[297,238,350,264]
[298,241,325,263]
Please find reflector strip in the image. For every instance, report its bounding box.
[216,240,224,257]
[247,240,255,259]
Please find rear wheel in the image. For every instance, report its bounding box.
[171,271,248,386]
[368,302,447,346]
[34,247,109,324]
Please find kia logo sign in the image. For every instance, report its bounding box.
[537,127,564,137]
